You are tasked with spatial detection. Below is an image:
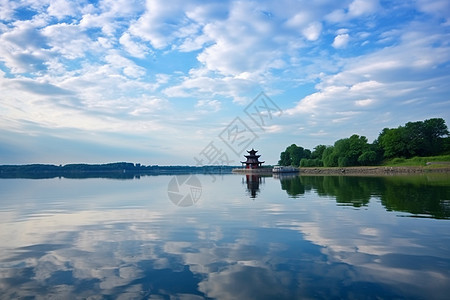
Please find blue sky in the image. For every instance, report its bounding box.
[0,0,449,165]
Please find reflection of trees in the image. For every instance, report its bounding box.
[380,175,450,219]
[279,175,450,218]
[311,176,382,207]
[280,176,383,207]
[279,175,305,197]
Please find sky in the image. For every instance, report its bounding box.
[0,0,449,165]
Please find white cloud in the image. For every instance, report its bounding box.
[325,9,346,23]
[326,0,379,22]
[47,0,77,19]
[415,0,450,19]
[196,1,280,77]
[286,85,349,115]
[285,23,450,145]
[129,96,170,116]
[348,0,379,17]
[128,0,194,49]
[163,1,341,101]
[302,22,322,41]
[263,124,283,133]
[0,0,18,20]
[350,80,382,92]
[119,32,150,58]
[332,33,350,49]
[195,99,221,113]
[104,52,146,78]
[178,34,211,52]
[336,28,349,35]
[0,76,170,136]
[41,23,94,59]
[0,0,449,162]
[99,0,144,16]
[163,70,258,104]
[0,21,49,73]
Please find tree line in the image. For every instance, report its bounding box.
[278,118,449,167]
[0,163,236,179]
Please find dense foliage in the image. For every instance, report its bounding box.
[279,118,449,167]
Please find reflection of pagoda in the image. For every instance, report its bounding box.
[244,174,262,198]
[240,149,265,169]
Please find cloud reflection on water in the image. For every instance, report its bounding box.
[0,175,449,299]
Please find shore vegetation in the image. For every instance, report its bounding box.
[279,118,450,168]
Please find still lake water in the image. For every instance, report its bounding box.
[0,173,449,299]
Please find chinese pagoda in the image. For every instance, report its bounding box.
[241,148,265,169]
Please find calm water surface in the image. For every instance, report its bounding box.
[0,174,449,299]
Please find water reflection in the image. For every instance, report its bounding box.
[278,174,450,219]
[0,175,449,299]
[242,175,266,198]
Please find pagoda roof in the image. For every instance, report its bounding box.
[241,148,265,167]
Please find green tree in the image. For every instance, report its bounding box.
[278,144,311,167]
[280,118,448,167]
[287,144,304,167]
[358,151,377,165]
[422,118,449,155]
[311,145,326,159]
[328,134,370,167]
[378,118,449,158]
[404,121,427,156]
[378,127,408,158]
[300,158,323,167]
[278,151,291,166]
[443,137,450,153]
[322,146,337,167]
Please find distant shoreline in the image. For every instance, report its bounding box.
[0,163,237,179]
[1,163,450,179]
[299,165,450,175]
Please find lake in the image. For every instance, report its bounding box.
[0,173,449,299]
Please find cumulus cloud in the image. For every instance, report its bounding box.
[47,0,78,19]
[0,0,18,20]
[104,52,146,78]
[163,68,257,104]
[0,21,49,73]
[286,24,450,143]
[41,23,93,59]
[128,0,194,49]
[119,32,150,58]
[302,22,322,41]
[325,0,379,22]
[0,0,448,162]
[332,33,350,49]
[348,0,380,17]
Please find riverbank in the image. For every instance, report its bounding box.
[299,165,450,175]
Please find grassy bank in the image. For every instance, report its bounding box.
[383,155,450,167]
[298,155,450,175]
